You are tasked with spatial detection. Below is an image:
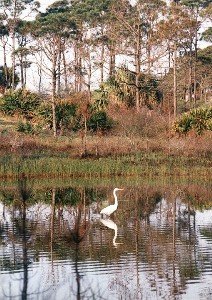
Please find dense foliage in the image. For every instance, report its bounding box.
[0,66,19,89]
[0,88,114,135]
[38,100,78,133]
[0,0,211,140]
[0,89,41,120]
[87,111,114,133]
[174,107,212,135]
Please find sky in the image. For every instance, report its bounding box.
[38,0,56,11]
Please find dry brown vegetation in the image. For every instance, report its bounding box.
[0,106,211,159]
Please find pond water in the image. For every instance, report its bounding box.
[0,179,211,299]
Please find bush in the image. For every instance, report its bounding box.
[0,89,41,120]
[17,121,35,134]
[87,111,114,133]
[174,107,212,135]
[104,68,162,108]
[92,88,109,111]
[38,101,78,132]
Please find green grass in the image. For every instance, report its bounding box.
[0,152,211,180]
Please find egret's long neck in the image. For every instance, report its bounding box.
[113,190,118,207]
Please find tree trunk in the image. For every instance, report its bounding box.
[74,39,83,92]
[57,38,62,96]
[52,44,57,137]
[135,24,141,111]
[173,44,177,118]
[62,46,68,92]
[20,54,24,88]
[147,30,152,75]
[11,29,16,89]
[193,38,197,107]
[38,51,42,93]
[74,42,78,92]
[78,56,82,91]
[193,9,199,107]
[52,92,57,137]
[109,40,116,77]
[188,44,193,104]
[87,52,92,101]
[199,80,203,103]
[24,53,27,88]
[168,44,171,70]
[147,46,151,75]
[100,42,105,83]
[83,115,88,157]
[3,41,8,88]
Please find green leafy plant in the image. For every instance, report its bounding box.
[92,87,109,111]
[174,107,212,135]
[16,121,37,134]
[0,89,41,120]
[38,100,77,132]
[103,67,162,108]
[87,111,113,133]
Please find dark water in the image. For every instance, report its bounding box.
[0,180,211,300]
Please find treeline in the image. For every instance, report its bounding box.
[0,0,211,138]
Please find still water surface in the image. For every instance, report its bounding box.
[0,179,211,299]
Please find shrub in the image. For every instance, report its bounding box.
[174,107,212,135]
[92,88,109,111]
[17,121,35,134]
[105,67,162,108]
[0,89,41,120]
[87,111,114,133]
[38,100,78,132]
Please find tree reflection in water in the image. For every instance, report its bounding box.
[66,189,90,300]
[0,181,211,299]
[0,176,51,299]
[19,176,30,300]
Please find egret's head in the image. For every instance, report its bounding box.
[114,188,124,192]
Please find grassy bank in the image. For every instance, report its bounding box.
[0,151,211,180]
[0,112,211,180]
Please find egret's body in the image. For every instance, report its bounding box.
[100,188,123,216]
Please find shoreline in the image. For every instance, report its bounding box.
[0,151,211,180]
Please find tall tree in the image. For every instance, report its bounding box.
[70,0,111,91]
[14,20,32,88]
[0,16,9,89]
[110,0,167,111]
[179,0,211,105]
[110,0,142,110]
[0,0,39,89]
[32,0,76,136]
[158,2,198,117]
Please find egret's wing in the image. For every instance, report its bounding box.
[100,204,112,215]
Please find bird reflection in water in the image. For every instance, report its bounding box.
[100,219,122,248]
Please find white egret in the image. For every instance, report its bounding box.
[100,188,123,217]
